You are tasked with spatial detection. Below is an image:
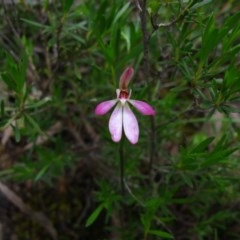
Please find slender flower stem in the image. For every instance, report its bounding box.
[118,136,126,240]
[119,135,125,195]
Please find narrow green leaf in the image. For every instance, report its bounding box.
[149,229,174,239]
[11,124,21,143]
[98,38,114,63]
[25,97,51,110]
[62,0,74,13]
[85,205,104,227]
[191,0,213,9]
[110,24,120,58]
[21,18,48,29]
[1,70,17,91]
[201,148,236,168]
[195,88,207,100]
[221,105,240,113]
[24,114,44,135]
[0,100,4,116]
[200,100,213,109]
[224,12,240,30]
[17,53,27,94]
[68,33,85,44]
[140,214,151,232]
[0,114,17,130]
[199,15,222,61]
[0,169,14,179]
[1,52,27,99]
[112,2,131,26]
[121,26,131,52]
[35,164,50,182]
[191,137,214,153]
[229,96,240,102]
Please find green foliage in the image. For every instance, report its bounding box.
[178,136,237,170]
[1,52,27,106]
[1,0,240,239]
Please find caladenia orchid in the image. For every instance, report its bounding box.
[95,67,156,144]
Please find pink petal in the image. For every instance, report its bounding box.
[95,100,117,115]
[109,103,123,142]
[119,67,134,90]
[123,103,139,144]
[128,100,156,115]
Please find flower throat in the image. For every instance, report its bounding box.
[119,89,129,99]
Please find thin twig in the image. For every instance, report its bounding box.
[0,181,58,240]
[124,180,145,207]
[1,0,20,39]
[151,8,188,29]
[150,4,190,40]
[138,0,156,173]
[135,0,142,12]
[139,0,150,83]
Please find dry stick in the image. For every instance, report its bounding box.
[1,0,41,85]
[0,181,58,240]
[139,0,156,173]
[54,14,68,73]
[149,4,189,41]
[1,0,20,39]
[0,223,2,240]
[138,1,190,173]
[139,0,149,79]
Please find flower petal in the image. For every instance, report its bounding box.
[128,100,156,115]
[123,103,139,144]
[109,102,123,142]
[119,67,134,90]
[95,100,117,115]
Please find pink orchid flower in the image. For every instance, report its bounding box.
[95,67,155,144]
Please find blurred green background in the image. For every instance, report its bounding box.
[1,0,240,239]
